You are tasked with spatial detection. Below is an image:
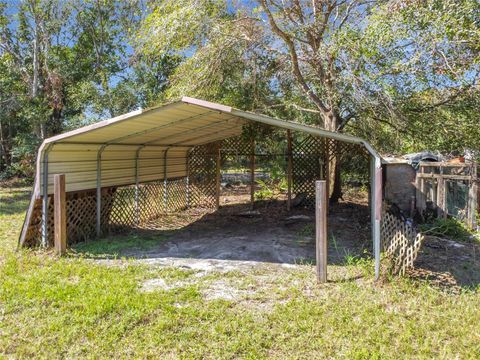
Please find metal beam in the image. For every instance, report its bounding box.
[176,124,243,146]
[96,144,108,237]
[163,148,170,211]
[95,111,219,146]
[371,156,382,280]
[186,149,191,208]
[55,141,194,148]
[287,130,293,211]
[134,145,145,226]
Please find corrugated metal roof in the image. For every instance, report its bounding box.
[35,97,380,196]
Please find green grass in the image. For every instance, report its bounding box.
[1,186,480,358]
[72,232,170,258]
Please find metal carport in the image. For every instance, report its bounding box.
[19,97,383,278]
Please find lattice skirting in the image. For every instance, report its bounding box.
[292,136,368,207]
[22,135,371,247]
[381,212,425,275]
[22,177,212,247]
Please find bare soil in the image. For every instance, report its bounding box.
[409,235,480,291]
[84,185,480,291]
[123,188,372,266]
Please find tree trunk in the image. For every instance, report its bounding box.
[324,110,342,203]
[0,120,12,171]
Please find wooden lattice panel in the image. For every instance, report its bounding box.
[22,196,54,247]
[188,143,218,208]
[291,136,369,208]
[22,178,190,246]
[166,178,188,212]
[138,181,164,223]
[221,136,252,155]
[292,136,327,207]
[381,211,425,275]
[325,139,368,163]
[66,193,97,243]
[108,186,137,231]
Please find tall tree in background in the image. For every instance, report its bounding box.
[0,0,148,176]
[139,0,377,201]
[138,0,480,200]
[1,0,479,179]
[258,0,376,201]
[352,0,480,154]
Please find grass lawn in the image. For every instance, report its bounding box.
[1,186,479,358]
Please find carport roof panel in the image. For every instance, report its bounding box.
[45,101,244,147]
[42,96,371,148]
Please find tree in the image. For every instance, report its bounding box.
[0,0,151,178]
[354,0,480,148]
[138,0,376,201]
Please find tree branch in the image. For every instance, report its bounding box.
[260,0,329,116]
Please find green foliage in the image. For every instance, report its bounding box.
[254,177,287,201]
[347,0,480,154]
[2,0,480,181]
[419,217,476,242]
[254,179,274,200]
[0,1,180,179]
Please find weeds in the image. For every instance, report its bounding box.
[419,217,476,242]
[254,178,287,200]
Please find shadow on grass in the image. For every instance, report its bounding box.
[71,231,172,259]
[0,188,31,216]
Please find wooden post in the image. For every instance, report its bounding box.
[54,174,67,255]
[324,141,330,205]
[468,163,477,229]
[287,130,293,211]
[437,177,444,218]
[315,180,328,283]
[215,145,221,210]
[250,139,255,209]
[415,164,425,220]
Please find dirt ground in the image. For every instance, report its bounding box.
[409,235,480,291]
[121,186,372,266]
[80,185,480,292]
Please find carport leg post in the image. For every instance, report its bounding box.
[54,174,66,255]
[96,145,107,237]
[163,148,170,212]
[287,130,293,211]
[186,150,190,208]
[250,139,255,209]
[41,145,53,248]
[315,180,327,283]
[371,156,382,281]
[468,163,477,229]
[134,146,144,226]
[324,142,330,209]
